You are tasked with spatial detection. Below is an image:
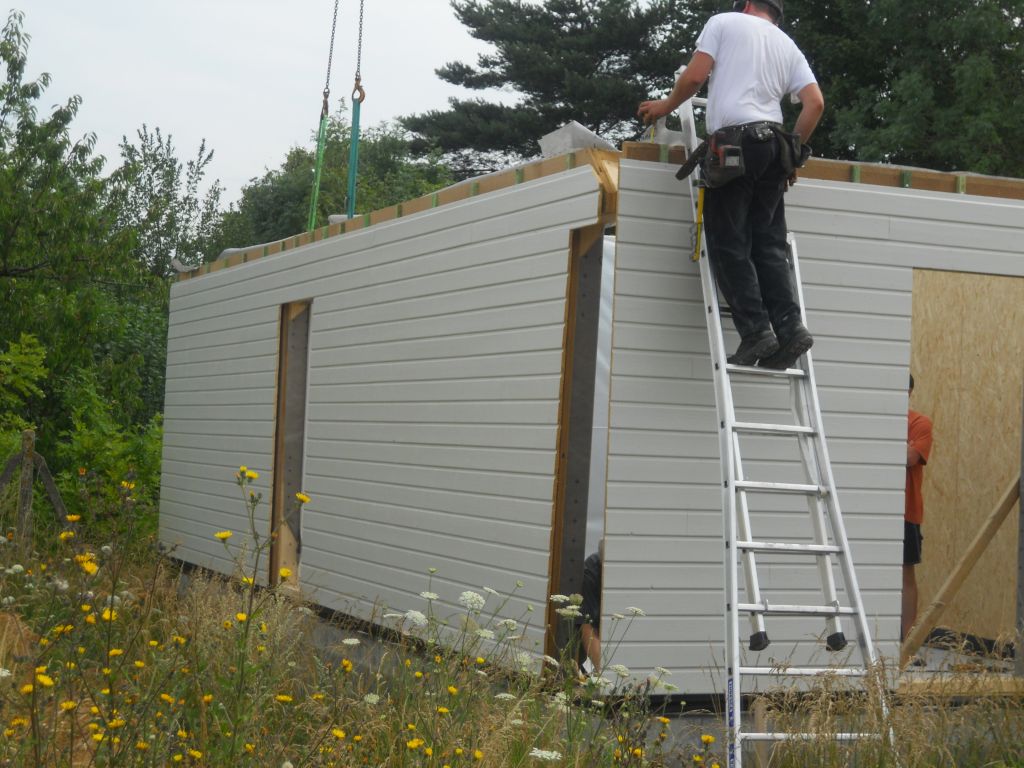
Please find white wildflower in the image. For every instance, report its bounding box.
[556,605,581,618]
[611,613,625,620]
[510,718,525,726]
[495,692,517,701]
[53,579,69,593]
[458,591,486,612]
[1,596,14,606]
[662,682,680,692]
[590,699,605,708]
[419,591,439,601]
[529,748,563,762]
[9,565,23,575]
[475,669,488,677]
[587,675,613,689]
[609,664,631,678]
[0,668,10,678]
[475,628,495,640]
[549,594,569,604]
[516,652,533,670]
[568,593,583,605]
[362,693,380,705]
[404,609,428,628]
[541,655,560,668]
[498,618,518,631]
[428,567,438,573]
[383,612,403,620]
[281,762,294,768]
[515,580,525,588]
[342,638,360,646]
[101,545,113,557]
[654,666,673,676]
[483,586,499,596]
[626,606,646,616]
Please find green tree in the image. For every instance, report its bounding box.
[787,0,1024,175]
[213,104,454,252]
[401,0,717,175]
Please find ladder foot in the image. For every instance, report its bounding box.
[748,631,770,651]
[826,631,848,651]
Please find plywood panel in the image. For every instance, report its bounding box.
[912,269,1024,640]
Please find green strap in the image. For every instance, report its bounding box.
[307,112,330,231]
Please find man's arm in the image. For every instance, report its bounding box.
[637,51,714,124]
[580,623,601,672]
[792,82,824,144]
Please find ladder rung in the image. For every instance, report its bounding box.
[738,603,856,617]
[740,732,881,742]
[732,421,815,436]
[736,541,842,555]
[739,666,867,677]
[725,363,805,378]
[734,480,826,495]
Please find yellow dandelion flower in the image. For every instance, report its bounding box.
[259,622,268,633]
[407,723,416,731]
[222,620,232,630]
[332,728,346,739]
[633,748,644,758]
[341,659,353,673]
[256,645,266,653]
[19,684,32,695]
[38,637,49,647]
[101,608,117,622]
[312,693,325,701]
[80,604,91,612]
[235,612,247,622]
[425,747,434,757]
[241,576,254,586]
[188,749,202,759]
[60,700,78,712]
[173,635,187,645]
[134,660,145,668]
[279,567,292,579]
[455,747,463,756]
[275,694,293,703]
[414,670,423,679]
[353,735,362,742]
[406,738,424,750]
[3,729,13,738]
[202,693,213,703]
[108,718,126,729]
[245,470,258,480]
[434,655,442,664]
[80,561,99,576]
[447,685,458,695]
[59,531,75,541]
[36,673,54,687]
[160,693,175,705]
[65,661,76,670]
[9,717,28,728]
[701,734,715,745]
[92,733,105,743]
[66,514,81,522]
[108,648,123,657]
[476,656,485,664]
[85,613,97,624]
[474,749,484,761]
[658,716,671,725]
[135,742,150,751]
[295,492,310,504]
[172,754,183,762]
[214,530,232,541]
[436,706,449,714]
[693,755,704,764]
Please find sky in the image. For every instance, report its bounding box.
[22,0,506,202]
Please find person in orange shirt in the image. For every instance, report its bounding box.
[904,373,933,640]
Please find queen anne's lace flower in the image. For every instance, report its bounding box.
[458,591,486,612]
[403,610,428,628]
[609,663,631,678]
[529,748,563,762]
[548,594,569,603]
[626,606,646,616]
[419,591,439,601]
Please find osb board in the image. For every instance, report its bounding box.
[896,673,1024,697]
[912,269,1024,640]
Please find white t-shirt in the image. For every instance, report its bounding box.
[695,12,816,134]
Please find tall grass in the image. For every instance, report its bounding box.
[0,466,1021,766]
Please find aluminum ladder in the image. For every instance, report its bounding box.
[675,96,892,768]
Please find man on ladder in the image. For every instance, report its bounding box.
[638,0,824,370]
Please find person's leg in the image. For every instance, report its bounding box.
[703,142,778,364]
[902,564,918,640]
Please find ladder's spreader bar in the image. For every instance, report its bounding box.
[738,666,867,677]
[734,480,826,495]
[732,422,816,436]
[738,602,857,617]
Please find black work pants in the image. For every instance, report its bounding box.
[703,134,801,340]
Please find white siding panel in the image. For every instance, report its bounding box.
[604,160,923,693]
[161,170,604,644]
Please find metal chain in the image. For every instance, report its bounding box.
[323,0,340,100]
[354,0,365,81]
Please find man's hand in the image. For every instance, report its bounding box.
[638,99,673,125]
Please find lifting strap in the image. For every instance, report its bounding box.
[307,0,341,232]
[346,0,366,220]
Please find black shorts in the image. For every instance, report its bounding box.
[903,521,923,565]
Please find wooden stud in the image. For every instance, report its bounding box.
[850,165,862,183]
[901,475,1021,667]
[16,430,34,548]
[515,168,525,184]
[900,170,913,188]
[659,143,669,163]
[470,181,479,196]
[957,175,968,194]
[1018,381,1024,678]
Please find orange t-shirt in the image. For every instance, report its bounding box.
[905,409,933,524]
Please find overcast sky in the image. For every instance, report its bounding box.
[22,0,506,202]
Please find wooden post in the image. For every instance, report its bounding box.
[901,474,1021,667]
[16,430,35,547]
[751,697,771,767]
[1017,380,1024,678]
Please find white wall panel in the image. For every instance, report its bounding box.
[160,168,604,652]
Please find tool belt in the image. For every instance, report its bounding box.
[675,121,812,187]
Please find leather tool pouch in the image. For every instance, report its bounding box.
[770,125,812,174]
[701,128,745,188]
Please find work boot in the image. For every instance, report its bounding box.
[727,329,779,366]
[760,323,813,370]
